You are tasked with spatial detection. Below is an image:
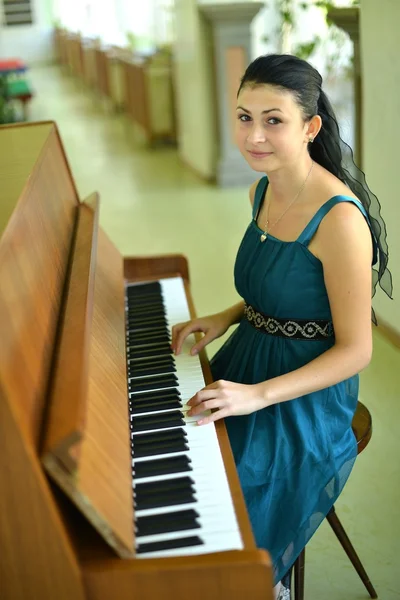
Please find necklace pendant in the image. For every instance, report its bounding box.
[260,233,267,242]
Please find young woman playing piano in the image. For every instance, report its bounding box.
[171,54,392,600]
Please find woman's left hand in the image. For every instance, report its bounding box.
[187,380,267,425]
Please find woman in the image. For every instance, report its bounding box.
[171,54,392,599]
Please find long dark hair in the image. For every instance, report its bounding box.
[238,54,392,319]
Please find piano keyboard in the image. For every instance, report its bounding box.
[125,277,243,559]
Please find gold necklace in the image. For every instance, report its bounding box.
[260,160,314,242]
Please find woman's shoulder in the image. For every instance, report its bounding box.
[315,184,367,231]
[310,168,371,250]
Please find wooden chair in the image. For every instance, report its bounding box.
[293,401,378,599]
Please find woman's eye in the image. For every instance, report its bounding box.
[238,114,251,122]
[267,118,281,125]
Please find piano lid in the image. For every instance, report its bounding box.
[42,196,135,559]
[0,122,71,239]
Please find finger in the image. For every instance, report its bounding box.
[175,323,205,355]
[173,323,193,354]
[198,408,229,426]
[190,332,214,356]
[187,398,222,417]
[171,322,187,351]
[187,387,218,408]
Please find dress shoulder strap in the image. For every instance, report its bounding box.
[297,195,378,264]
[252,176,269,220]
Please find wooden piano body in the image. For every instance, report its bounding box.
[0,121,272,599]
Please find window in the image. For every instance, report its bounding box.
[2,0,33,26]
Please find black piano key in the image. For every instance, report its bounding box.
[127,297,164,307]
[127,281,161,294]
[133,428,187,449]
[135,476,194,496]
[127,302,163,312]
[133,441,189,458]
[131,411,185,432]
[129,359,175,373]
[132,427,186,445]
[128,347,173,360]
[126,301,163,312]
[127,290,162,300]
[129,383,177,397]
[127,343,171,353]
[127,313,168,325]
[129,375,177,393]
[127,340,171,353]
[131,350,174,360]
[127,312,167,323]
[128,341,171,353]
[136,536,203,554]
[128,363,176,379]
[128,353,174,364]
[135,489,196,511]
[125,313,170,328]
[127,348,176,369]
[136,510,200,537]
[126,291,162,301]
[127,319,167,329]
[130,389,181,404]
[129,364,176,378]
[129,356,175,371]
[127,323,169,335]
[127,346,172,358]
[128,355,175,368]
[130,402,182,415]
[132,428,188,456]
[135,487,196,504]
[127,333,171,346]
[131,408,184,424]
[131,372,178,383]
[133,455,192,479]
[126,320,168,330]
[129,369,176,381]
[127,337,171,346]
[127,324,169,334]
[131,400,182,415]
[127,325,169,338]
[131,407,184,421]
[130,393,181,406]
[126,303,165,312]
[127,312,166,322]
[128,354,175,369]
[126,300,163,310]
[129,370,176,381]
[126,290,161,300]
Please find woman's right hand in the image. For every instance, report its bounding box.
[171,311,231,356]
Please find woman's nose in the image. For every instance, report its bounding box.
[247,123,267,144]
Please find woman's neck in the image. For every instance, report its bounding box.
[266,157,315,204]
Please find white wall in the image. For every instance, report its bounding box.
[361,0,399,332]
[173,0,217,179]
[0,0,54,65]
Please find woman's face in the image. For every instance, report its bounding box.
[235,84,310,173]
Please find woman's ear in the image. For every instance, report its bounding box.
[306,114,322,143]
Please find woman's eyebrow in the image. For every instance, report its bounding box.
[236,105,283,114]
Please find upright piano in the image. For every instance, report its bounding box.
[0,121,272,599]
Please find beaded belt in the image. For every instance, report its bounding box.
[244,302,334,341]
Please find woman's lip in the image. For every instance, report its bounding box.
[248,151,273,158]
